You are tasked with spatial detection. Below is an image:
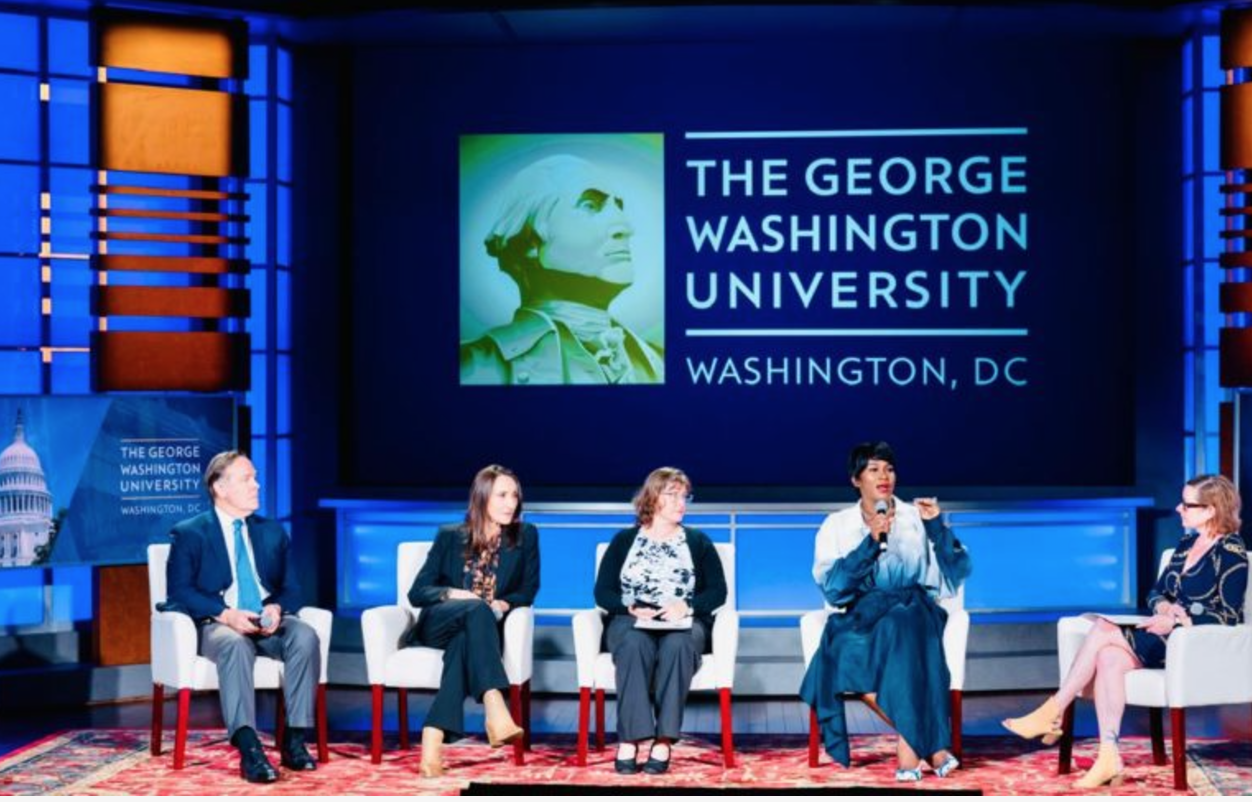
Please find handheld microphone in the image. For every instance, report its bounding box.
[874,499,890,549]
[259,613,274,630]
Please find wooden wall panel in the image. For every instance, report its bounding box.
[99,83,241,177]
[93,332,250,391]
[94,565,152,666]
[93,286,250,318]
[100,22,236,78]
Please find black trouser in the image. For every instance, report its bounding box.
[605,615,707,743]
[411,599,510,739]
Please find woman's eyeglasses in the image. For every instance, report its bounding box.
[661,491,694,503]
[1179,501,1209,509]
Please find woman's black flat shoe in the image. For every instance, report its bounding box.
[642,753,671,775]
[614,757,640,774]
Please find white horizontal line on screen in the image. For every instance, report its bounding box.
[684,127,1029,140]
[685,328,1029,338]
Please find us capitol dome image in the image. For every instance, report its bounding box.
[0,410,55,567]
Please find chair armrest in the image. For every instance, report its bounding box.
[943,608,970,691]
[361,605,414,686]
[296,606,334,684]
[151,610,199,689]
[1056,615,1093,681]
[799,609,831,667]
[502,606,535,685]
[571,610,604,688]
[1165,624,1252,707]
[710,609,740,689]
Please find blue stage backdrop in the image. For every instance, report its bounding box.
[347,19,1164,490]
[0,396,234,568]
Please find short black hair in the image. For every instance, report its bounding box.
[847,441,896,481]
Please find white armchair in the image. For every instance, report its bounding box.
[1055,548,1252,790]
[799,587,969,766]
[572,542,739,768]
[360,541,533,766]
[147,543,333,768]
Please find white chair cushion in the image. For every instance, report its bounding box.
[383,647,446,689]
[1124,668,1167,707]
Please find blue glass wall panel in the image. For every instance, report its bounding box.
[51,566,93,621]
[49,79,89,165]
[1202,90,1219,172]
[249,98,268,179]
[0,568,47,627]
[0,164,40,253]
[276,103,291,183]
[245,43,268,98]
[49,167,92,253]
[328,501,1144,616]
[0,74,40,162]
[48,18,89,78]
[1182,96,1193,176]
[0,258,40,345]
[0,350,41,392]
[276,437,291,519]
[276,353,290,433]
[249,352,268,434]
[277,48,291,101]
[276,185,290,265]
[245,184,268,266]
[49,259,90,346]
[0,13,38,70]
[1202,35,1223,89]
[50,350,89,393]
[276,269,290,351]
[735,524,824,611]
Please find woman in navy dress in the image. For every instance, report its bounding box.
[1003,473,1249,789]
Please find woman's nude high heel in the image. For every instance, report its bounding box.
[1001,696,1063,745]
[1074,742,1124,790]
[419,726,445,778]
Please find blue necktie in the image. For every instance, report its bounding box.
[232,519,264,613]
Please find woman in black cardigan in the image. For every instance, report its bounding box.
[594,467,728,775]
[405,464,540,777]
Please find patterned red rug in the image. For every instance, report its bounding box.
[0,730,1239,795]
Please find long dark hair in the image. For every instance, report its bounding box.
[464,464,523,557]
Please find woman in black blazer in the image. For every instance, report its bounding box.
[593,467,728,775]
[405,464,540,777]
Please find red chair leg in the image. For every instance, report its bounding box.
[173,688,190,770]
[577,687,590,767]
[316,684,330,763]
[594,689,606,751]
[510,684,525,766]
[949,689,963,762]
[719,687,735,769]
[808,707,820,768]
[1149,707,1166,766]
[275,695,286,749]
[370,684,384,764]
[522,680,532,751]
[1171,707,1187,791]
[397,689,409,750]
[151,683,164,756]
[1058,703,1075,775]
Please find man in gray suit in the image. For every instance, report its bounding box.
[165,451,320,783]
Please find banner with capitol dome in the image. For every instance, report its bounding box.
[0,396,233,569]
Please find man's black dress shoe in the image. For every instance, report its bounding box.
[231,728,279,784]
[280,728,318,771]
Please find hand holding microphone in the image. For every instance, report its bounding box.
[872,499,892,550]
